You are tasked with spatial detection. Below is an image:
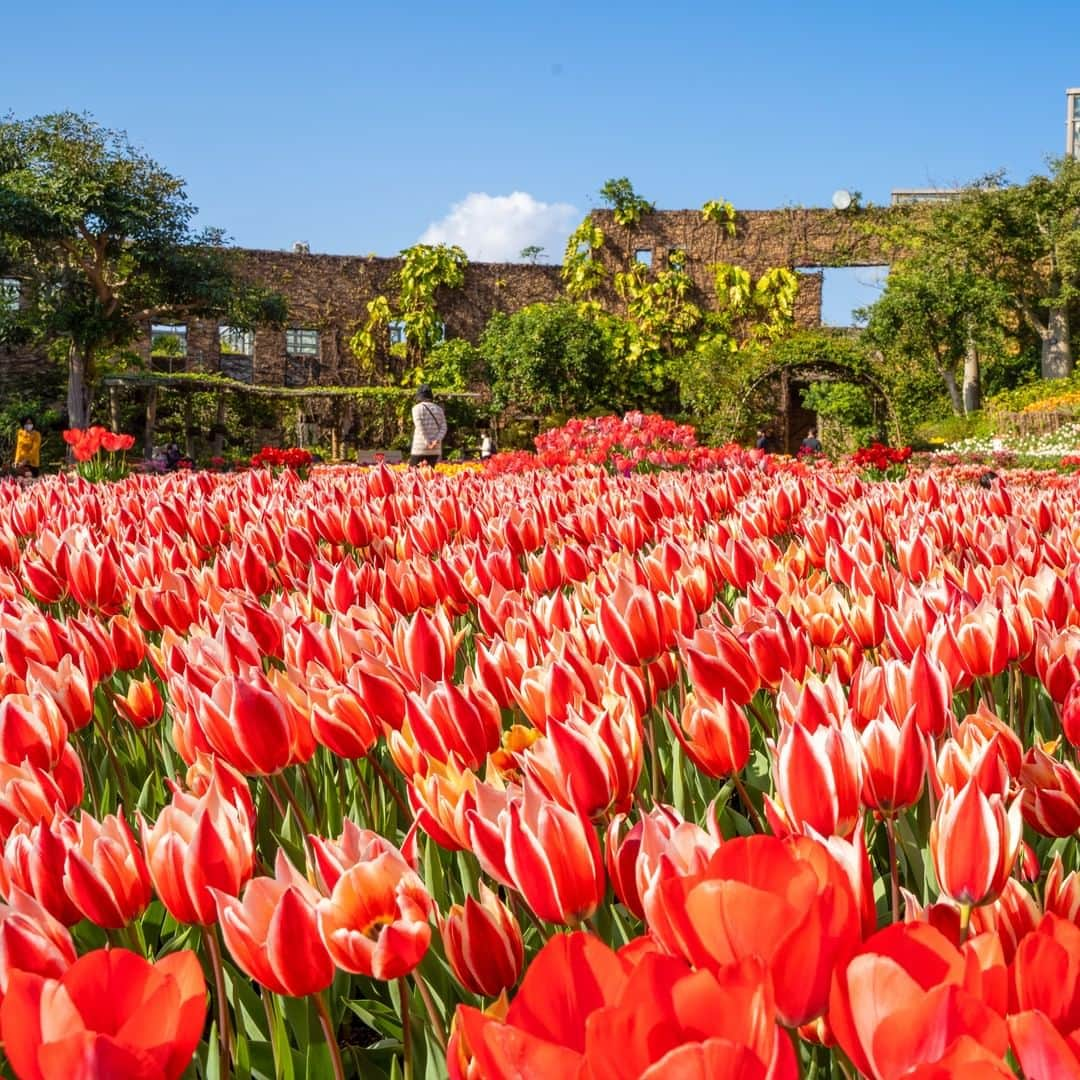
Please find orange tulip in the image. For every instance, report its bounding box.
[649,834,860,1026]
[440,883,524,998]
[0,947,206,1080]
[317,851,432,980]
[24,655,93,733]
[829,922,1010,1080]
[62,810,152,929]
[111,677,164,729]
[307,819,417,896]
[930,777,1022,910]
[140,778,254,925]
[214,850,334,997]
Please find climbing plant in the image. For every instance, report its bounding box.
[561,220,607,300]
[701,198,737,236]
[348,244,468,377]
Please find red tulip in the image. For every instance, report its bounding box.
[403,677,503,771]
[62,810,152,929]
[0,947,206,1080]
[1020,746,1080,837]
[829,922,1010,1080]
[140,778,254,925]
[682,624,760,706]
[1046,853,1080,924]
[440,883,524,998]
[467,778,605,926]
[524,704,642,819]
[2,816,83,926]
[0,887,76,1000]
[214,850,334,997]
[666,690,751,779]
[1009,913,1080,1077]
[775,669,848,732]
[0,754,83,842]
[0,692,69,771]
[598,577,667,667]
[859,709,928,813]
[881,648,954,737]
[765,719,862,839]
[24,655,93,733]
[930,778,1022,910]
[648,834,861,1026]
[307,819,417,896]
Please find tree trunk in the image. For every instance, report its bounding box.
[67,342,90,429]
[211,394,226,458]
[144,387,158,460]
[962,341,981,414]
[941,369,964,416]
[1041,306,1073,378]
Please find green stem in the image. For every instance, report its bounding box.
[399,977,413,1080]
[369,753,410,821]
[313,991,346,1080]
[885,814,900,924]
[204,924,233,1080]
[413,972,448,1052]
[261,990,284,1080]
[732,774,764,833]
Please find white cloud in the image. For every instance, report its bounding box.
[419,191,578,263]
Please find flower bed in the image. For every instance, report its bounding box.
[0,462,1078,1075]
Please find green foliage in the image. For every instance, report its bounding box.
[599,177,655,228]
[401,338,485,394]
[0,111,287,426]
[347,245,467,376]
[480,301,622,416]
[701,199,737,236]
[561,220,606,299]
[519,245,545,264]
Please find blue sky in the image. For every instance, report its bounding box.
[6,1,1078,320]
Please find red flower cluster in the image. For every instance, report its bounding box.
[851,442,913,470]
[250,446,313,469]
[61,427,135,463]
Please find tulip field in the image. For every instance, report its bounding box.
[4,447,1080,1079]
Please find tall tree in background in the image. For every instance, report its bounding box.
[0,112,286,428]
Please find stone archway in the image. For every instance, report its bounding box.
[739,360,900,454]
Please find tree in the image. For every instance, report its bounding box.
[0,112,287,428]
[860,260,1006,416]
[519,245,545,264]
[480,302,621,416]
[599,178,655,228]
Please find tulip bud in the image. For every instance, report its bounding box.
[440,883,523,997]
[112,677,164,729]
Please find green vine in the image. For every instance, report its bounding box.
[348,244,468,377]
[701,199,737,237]
[562,220,607,300]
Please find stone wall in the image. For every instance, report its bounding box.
[0,207,889,390]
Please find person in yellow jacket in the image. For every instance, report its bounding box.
[14,416,41,476]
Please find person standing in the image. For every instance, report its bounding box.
[800,429,822,453]
[410,385,447,467]
[14,416,41,476]
[480,430,493,461]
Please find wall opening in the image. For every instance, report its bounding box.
[803,266,890,327]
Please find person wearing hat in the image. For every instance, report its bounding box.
[410,385,447,468]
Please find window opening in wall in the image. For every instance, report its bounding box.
[150,324,188,355]
[803,266,890,327]
[0,278,19,311]
[388,320,407,347]
[285,328,319,355]
[634,249,653,267]
[219,325,253,356]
